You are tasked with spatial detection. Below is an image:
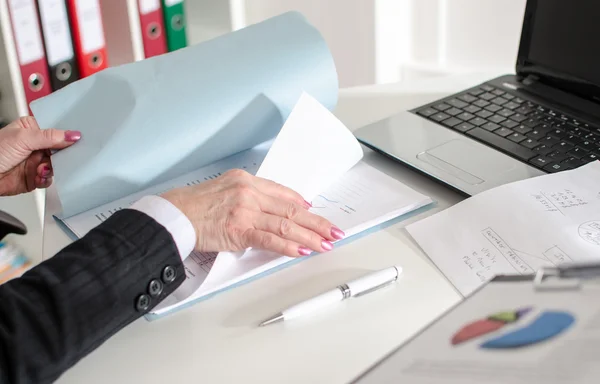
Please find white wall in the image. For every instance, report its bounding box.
[243,0,377,88]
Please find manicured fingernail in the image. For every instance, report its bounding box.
[331,226,345,240]
[40,177,47,184]
[321,240,334,251]
[303,200,312,209]
[298,246,312,256]
[65,130,81,142]
[41,165,51,176]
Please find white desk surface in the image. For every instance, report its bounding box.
[42,72,499,384]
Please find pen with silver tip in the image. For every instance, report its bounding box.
[259,265,402,326]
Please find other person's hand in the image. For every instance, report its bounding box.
[162,169,345,257]
[0,117,81,196]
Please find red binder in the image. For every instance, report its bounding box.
[66,0,108,77]
[138,0,168,58]
[7,0,52,111]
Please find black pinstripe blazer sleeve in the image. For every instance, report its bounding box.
[0,209,186,384]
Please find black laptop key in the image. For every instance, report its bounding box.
[491,97,508,106]
[547,150,570,163]
[495,127,514,137]
[539,136,561,146]
[476,110,494,119]
[445,107,462,116]
[503,94,515,100]
[417,108,437,117]
[582,132,598,142]
[536,123,552,132]
[498,109,514,118]
[562,157,584,168]
[455,122,475,133]
[513,125,532,135]
[527,129,546,140]
[485,104,502,113]
[489,115,506,124]
[466,127,536,161]
[442,117,462,128]
[516,106,534,115]
[501,120,518,129]
[564,134,583,145]
[492,89,505,96]
[469,117,487,126]
[431,112,451,122]
[515,97,525,104]
[529,156,552,168]
[523,118,542,128]
[447,99,468,109]
[567,146,589,158]
[534,144,555,155]
[582,153,599,163]
[473,99,490,108]
[434,103,451,111]
[549,128,566,139]
[553,141,574,151]
[481,122,500,132]
[480,92,496,101]
[459,94,478,103]
[543,162,567,173]
[463,105,481,114]
[504,101,521,110]
[457,112,476,121]
[509,113,528,123]
[481,85,494,92]
[508,132,526,143]
[469,88,484,96]
[580,140,596,150]
[521,138,539,149]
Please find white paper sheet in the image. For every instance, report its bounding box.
[407,161,600,297]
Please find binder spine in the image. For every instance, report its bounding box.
[66,0,108,77]
[161,0,186,52]
[37,0,80,90]
[138,0,167,58]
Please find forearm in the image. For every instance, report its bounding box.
[0,210,185,384]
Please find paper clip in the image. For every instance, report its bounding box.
[534,261,600,291]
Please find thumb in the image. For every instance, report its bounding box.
[25,129,81,151]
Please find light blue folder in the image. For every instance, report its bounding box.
[30,11,338,218]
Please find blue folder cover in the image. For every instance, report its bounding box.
[30,11,338,218]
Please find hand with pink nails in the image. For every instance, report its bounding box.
[161,169,345,257]
[0,116,81,196]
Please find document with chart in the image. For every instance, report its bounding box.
[407,161,600,296]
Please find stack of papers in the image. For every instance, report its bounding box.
[407,161,600,296]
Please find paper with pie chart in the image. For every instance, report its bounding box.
[407,161,600,296]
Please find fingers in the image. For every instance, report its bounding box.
[242,229,312,257]
[35,175,52,189]
[36,162,52,179]
[25,128,81,151]
[252,177,311,209]
[252,211,335,253]
[258,194,345,242]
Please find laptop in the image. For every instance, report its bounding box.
[353,0,600,196]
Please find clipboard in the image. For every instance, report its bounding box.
[352,262,600,384]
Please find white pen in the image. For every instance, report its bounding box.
[259,265,402,326]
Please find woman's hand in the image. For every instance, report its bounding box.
[162,169,345,257]
[0,117,81,196]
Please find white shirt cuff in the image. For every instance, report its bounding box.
[129,195,195,261]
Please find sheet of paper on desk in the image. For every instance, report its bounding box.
[407,161,600,297]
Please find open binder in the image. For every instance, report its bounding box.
[353,262,600,384]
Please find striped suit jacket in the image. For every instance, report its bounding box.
[0,209,185,383]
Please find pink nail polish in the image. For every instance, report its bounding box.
[298,246,312,256]
[331,226,345,240]
[65,130,82,142]
[41,166,50,176]
[321,240,334,251]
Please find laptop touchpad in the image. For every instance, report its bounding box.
[417,139,516,185]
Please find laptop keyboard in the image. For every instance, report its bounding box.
[414,84,600,173]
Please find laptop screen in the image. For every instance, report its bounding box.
[517,0,600,101]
